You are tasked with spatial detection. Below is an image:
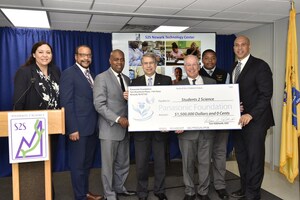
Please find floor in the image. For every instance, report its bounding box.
[0,160,299,200]
[226,160,300,200]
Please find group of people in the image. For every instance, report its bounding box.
[13,35,274,200]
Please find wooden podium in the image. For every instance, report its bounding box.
[0,108,65,200]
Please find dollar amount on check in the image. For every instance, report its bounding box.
[128,84,241,132]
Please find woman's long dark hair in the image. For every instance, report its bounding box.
[22,41,54,67]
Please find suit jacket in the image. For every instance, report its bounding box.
[60,64,98,136]
[13,63,61,110]
[130,73,172,140]
[93,68,130,141]
[176,76,216,140]
[231,55,275,131]
[200,67,228,84]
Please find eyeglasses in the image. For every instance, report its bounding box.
[77,53,92,58]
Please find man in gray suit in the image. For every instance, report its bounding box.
[176,55,216,200]
[93,49,136,200]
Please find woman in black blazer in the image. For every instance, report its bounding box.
[13,41,60,200]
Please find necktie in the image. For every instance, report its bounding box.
[208,70,213,76]
[118,74,125,92]
[84,69,93,88]
[192,79,196,85]
[234,62,242,83]
[148,77,153,86]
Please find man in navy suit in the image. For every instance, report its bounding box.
[60,45,103,200]
[230,36,274,200]
[131,53,172,200]
[93,49,135,200]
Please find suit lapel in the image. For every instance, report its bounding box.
[108,68,124,93]
[74,64,90,86]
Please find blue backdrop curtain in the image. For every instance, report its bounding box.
[0,27,112,177]
[0,27,235,177]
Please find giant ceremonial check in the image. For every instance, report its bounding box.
[128,84,241,131]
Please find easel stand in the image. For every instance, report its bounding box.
[0,108,65,200]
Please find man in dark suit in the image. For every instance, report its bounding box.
[230,36,274,200]
[131,53,172,200]
[176,55,216,200]
[93,49,135,200]
[200,49,230,199]
[60,45,103,200]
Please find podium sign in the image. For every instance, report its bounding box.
[8,111,49,163]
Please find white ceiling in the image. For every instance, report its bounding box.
[0,0,298,34]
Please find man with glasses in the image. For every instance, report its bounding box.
[130,53,172,200]
[60,45,104,200]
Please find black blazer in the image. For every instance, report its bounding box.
[231,55,275,131]
[13,63,61,110]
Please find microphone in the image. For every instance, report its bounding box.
[13,78,36,110]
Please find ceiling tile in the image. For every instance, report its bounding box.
[135,7,179,15]
[128,17,167,26]
[163,19,201,26]
[87,23,124,32]
[49,13,91,23]
[0,0,42,7]
[43,0,93,10]
[90,15,131,25]
[142,0,196,9]
[175,9,218,17]
[186,0,245,11]
[213,11,254,20]
[195,21,234,29]
[92,3,140,12]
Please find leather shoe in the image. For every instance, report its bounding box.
[183,194,196,200]
[216,189,229,199]
[198,194,210,200]
[231,189,245,198]
[86,192,104,200]
[154,193,168,200]
[117,190,136,196]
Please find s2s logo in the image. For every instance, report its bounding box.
[14,123,26,131]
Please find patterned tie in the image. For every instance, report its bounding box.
[118,74,125,92]
[208,70,213,76]
[84,69,93,88]
[192,79,196,85]
[234,62,242,83]
[148,77,153,86]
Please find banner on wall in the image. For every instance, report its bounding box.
[112,33,216,80]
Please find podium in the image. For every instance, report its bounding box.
[0,108,65,200]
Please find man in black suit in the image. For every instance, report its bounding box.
[230,36,275,200]
[200,49,230,200]
[131,53,172,200]
[60,45,104,200]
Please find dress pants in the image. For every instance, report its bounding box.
[233,127,267,200]
[212,131,229,190]
[178,132,214,196]
[68,134,97,200]
[100,136,130,200]
[134,132,167,198]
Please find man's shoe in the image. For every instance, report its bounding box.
[86,192,104,200]
[117,190,136,196]
[154,193,168,200]
[216,189,229,199]
[198,194,210,200]
[139,197,148,200]
[183,194,196,200]
[231,189,245,198]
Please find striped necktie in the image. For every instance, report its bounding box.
[234,62,242,83]
[84,69,93,88]
[148,77,153,86]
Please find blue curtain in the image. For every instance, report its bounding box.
[0,28,235,177]
[0,27,112,177]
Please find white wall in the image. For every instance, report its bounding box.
[236,13,300,167]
